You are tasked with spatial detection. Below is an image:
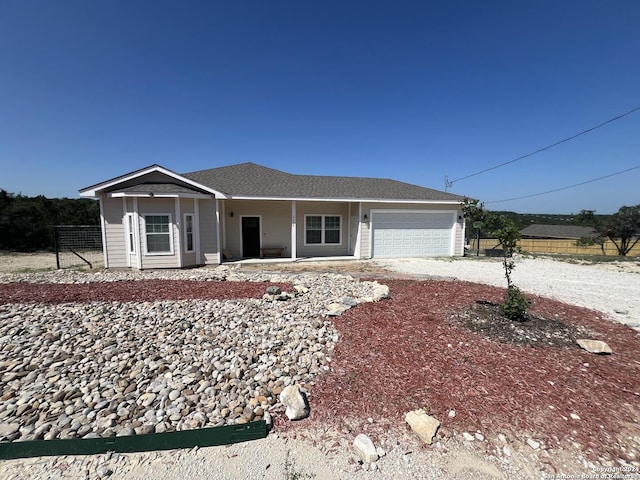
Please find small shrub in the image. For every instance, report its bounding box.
[500,285,530,321]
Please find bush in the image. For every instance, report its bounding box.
[500,285,530,321]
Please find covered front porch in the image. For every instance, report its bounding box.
[217,199,362,261]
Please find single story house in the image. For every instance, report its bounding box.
[79,163,469,269]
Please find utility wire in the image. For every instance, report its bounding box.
[485,165,640,204]
[447,106,640,187]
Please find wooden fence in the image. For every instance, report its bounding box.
[468,238,640,257]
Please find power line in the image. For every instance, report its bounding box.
[446,105,640,189]
[485,165,640,204]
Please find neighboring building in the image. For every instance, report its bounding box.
[520,224,598,239]
[80,163,468,269]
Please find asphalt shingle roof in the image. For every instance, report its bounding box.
[182,162,466,202]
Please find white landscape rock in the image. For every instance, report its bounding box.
[462,432,475,442]
[325,302,347,316]
[371,282,391,300]
[279,385,309,420]
[405,409,440,445]
[576,339,612,354]
[353,433,379,464]
[527,438,541,450]
[0,422,20,438]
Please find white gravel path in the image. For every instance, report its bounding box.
[375,256,640,331]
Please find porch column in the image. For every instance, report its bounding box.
[99,195,109,268]
[347,202,352,255]
[215,198,222,264]
[194,198,201,264]
[355,202,362,259]
[175,198,183,268]
[133,197,142,269]
[291,201,297,260]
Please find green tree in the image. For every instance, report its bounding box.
[574,205,640,256]
[0,190,99,251]
[463,200,529,320]
[603,204,640,256]
[574,209,606,254]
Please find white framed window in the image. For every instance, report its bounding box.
[125,213,136,254]
[143,214,173,255]
[304,215,342,245]
[184,213,194,253]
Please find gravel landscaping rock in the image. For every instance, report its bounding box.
[0,266,387,444]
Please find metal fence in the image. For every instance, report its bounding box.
[53,225,103,269]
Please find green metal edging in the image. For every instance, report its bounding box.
[0,421,267,460]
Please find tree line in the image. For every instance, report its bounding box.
[0,190,99,251]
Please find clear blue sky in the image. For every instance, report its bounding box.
[1,1,638,214]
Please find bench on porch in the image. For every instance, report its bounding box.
[260,247,285,258]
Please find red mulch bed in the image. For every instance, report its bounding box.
[2,277,638,464]
[303,279,640,464]
[0,280,292,304]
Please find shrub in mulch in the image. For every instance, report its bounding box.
[0,280,293,304]
[304,279,640,465]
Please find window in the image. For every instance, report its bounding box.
[305,215,341,245]
[184,213,194,253]
[144,214,173,254]
[126,213,135,254]
[305,215,322,244]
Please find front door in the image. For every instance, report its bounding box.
[241,216,261,257]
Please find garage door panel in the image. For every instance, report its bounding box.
[372,212,453,258]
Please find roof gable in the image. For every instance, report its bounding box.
[79,165,222,198]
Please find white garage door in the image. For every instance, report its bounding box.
[372,211,454,258]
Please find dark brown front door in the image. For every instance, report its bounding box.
[241,216,260,257]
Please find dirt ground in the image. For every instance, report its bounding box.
[0,251,106,273]
[0,253,394,276]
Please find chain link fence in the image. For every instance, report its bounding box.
[53,225,103,269]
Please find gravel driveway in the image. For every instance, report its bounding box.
[375,256,640,331]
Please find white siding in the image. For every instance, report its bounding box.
[199,198,218,264]
[102,196,128,268]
